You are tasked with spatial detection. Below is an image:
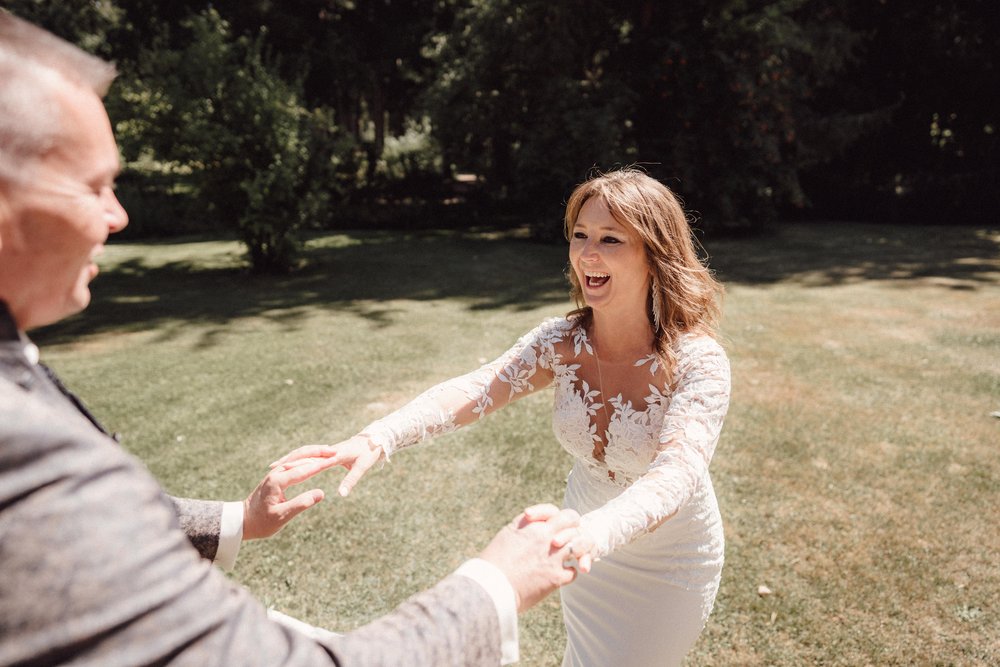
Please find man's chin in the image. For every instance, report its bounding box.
[25,297,87,331]
[39,289,91,329]
[73,288,92,315]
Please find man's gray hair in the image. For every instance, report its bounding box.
[0,10,117,182]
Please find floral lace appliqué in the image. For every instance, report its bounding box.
[359,317,730,560]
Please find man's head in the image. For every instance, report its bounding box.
[0,11,128,331]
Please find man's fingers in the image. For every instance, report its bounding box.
[558,566,578,585]
[545,508,581,532]
[521,503,560,523]
[521,505,580,532]
[276,489,325,523]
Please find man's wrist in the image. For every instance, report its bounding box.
[455,558,519,664]
[214,501,244,570]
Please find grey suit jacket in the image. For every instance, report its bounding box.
[0,318,227,561]
[0,333,502,666]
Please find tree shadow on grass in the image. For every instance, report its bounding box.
[706,222,1000,288]
[34,230,572,347]
[34,222,999,347]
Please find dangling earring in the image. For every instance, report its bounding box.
[651,276,663,331]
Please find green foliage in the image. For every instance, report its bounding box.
[800,0,1000,224]
[421,0,870,230]
[424,0,632,218]
[11,0,994,234]
[2,0,123,57]
[112,9,349,272]
[618,0,868,227]
[375,117,444,195]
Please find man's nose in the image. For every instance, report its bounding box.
[104,188,128,233]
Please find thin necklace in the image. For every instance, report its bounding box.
[591,333,613,463]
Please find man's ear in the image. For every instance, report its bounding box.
[0,189,9,253]
[0,182,24,254]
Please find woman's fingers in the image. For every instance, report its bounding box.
[551,527,577,549]
[269,444,338,468]
[551,524,594,574]
[337,449,381,496]
[272,458,336,486]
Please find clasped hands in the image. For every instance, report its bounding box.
[256,438,594,600]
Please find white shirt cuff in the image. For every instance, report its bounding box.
[268,608,342,642]
[455,558,519,664]
[214,501,244,570]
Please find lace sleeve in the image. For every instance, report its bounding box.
[359,318,570,458]
[579,337,731,558]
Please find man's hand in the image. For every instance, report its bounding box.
[242,458,327,541]
[269,436,383,497]
[478,504,583,613]
[525,504,595,574]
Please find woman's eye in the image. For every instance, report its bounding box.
[602,236,621,244]
[573,231,587,239]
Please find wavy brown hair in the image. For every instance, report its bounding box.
[564,168,724,379]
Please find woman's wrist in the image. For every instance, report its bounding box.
[357,431,389,460]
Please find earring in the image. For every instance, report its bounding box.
[651,277,663,331]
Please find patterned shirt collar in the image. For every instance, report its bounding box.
[0,300,40,364]
[0,300,18,342]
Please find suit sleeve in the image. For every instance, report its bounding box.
[330,574,502,666]
[168,495,224,561]
[0,383,502,667]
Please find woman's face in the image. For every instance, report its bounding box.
[568,196,650,318]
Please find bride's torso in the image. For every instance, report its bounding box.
[542,319,724,577]
[544,319,672,487]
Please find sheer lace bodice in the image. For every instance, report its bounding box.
[361,317,731,560]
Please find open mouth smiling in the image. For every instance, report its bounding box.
[585,271,610,288]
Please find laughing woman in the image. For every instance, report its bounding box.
[278,168,730,666]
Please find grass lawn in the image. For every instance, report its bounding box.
[35,222,999,665]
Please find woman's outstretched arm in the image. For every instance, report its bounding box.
[272,318,572,495]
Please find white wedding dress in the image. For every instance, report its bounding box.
[360,317,731,666]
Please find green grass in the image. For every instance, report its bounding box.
[35,223,1000,665]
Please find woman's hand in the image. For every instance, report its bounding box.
[525,505,595,574]
[270,435,383,497]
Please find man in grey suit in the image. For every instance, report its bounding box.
[0,11,583,666]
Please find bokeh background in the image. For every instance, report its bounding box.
[5,0,997,271]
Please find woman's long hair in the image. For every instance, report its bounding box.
[564,168,724,381]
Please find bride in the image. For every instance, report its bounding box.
[277,168,730,666]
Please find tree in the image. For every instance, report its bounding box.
[1,0,123,58]
[801,0,999,224]
[613,0,870,228]
[422,0,870,231]
[423,0,634,228]
[189,0,451,190]
[117,8,343,272]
